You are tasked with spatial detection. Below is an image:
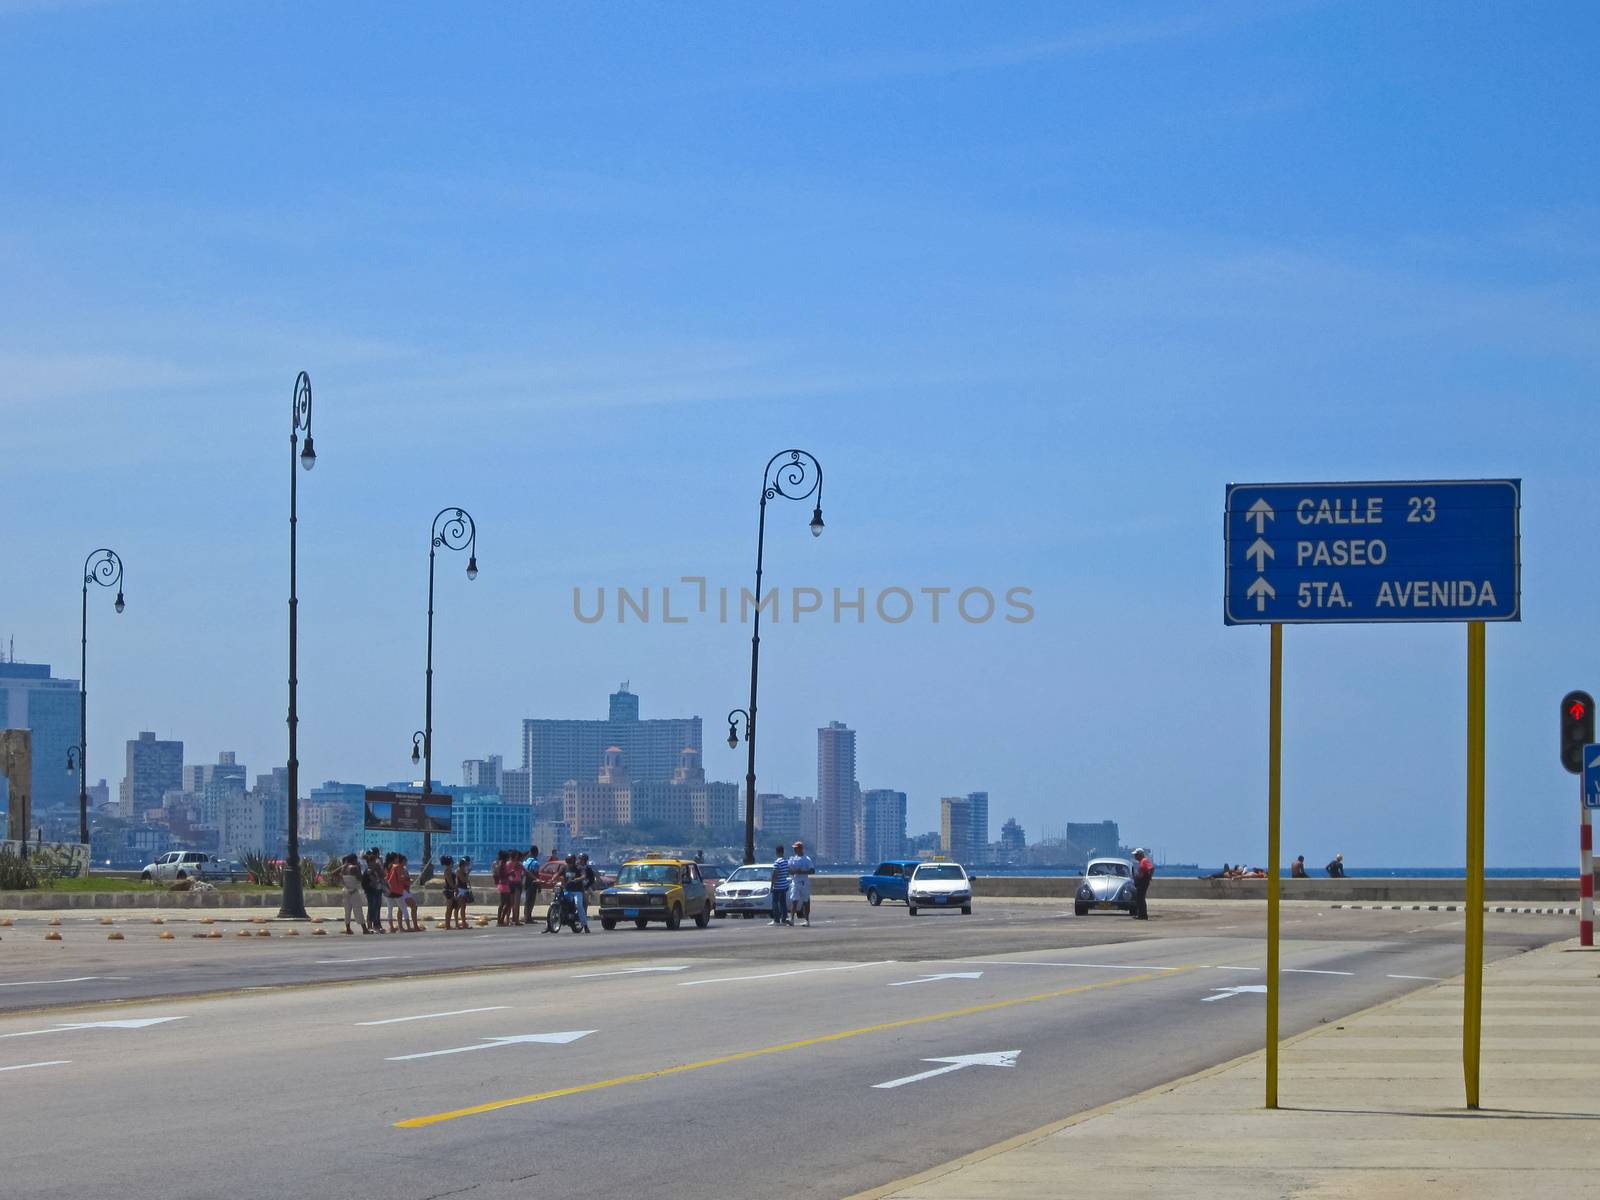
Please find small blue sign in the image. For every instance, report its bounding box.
[1224,480,1521,625]
[1584,746,1600,811]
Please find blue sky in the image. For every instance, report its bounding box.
[4,2,1597,864]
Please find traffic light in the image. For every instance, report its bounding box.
[1561,690,1595,774]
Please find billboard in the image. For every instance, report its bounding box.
[363,789,452,834]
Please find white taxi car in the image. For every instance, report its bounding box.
[906,861,973,916]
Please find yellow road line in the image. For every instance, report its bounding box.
[396,964,1197,1129]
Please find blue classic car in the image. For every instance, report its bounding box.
[858,860,920,906]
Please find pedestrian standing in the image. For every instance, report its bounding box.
[1131,847,1155,919]
[337,853,364,934]
[438,855,457,929]
[769,843,790,926]
[493,850,511,925]
[507,851,525,926]
[577,853,596,932]
[522,844,542,924]
[787,841,814,927]
[361,849,386,934]
[456,856,474,928]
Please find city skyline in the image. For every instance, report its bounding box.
[5,6,1597,866]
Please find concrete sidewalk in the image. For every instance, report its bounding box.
[856,938,1599,1200]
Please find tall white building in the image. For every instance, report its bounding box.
[816,721,859,864]
[861,788,907,863]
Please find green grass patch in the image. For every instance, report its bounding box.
[33,876,280,893]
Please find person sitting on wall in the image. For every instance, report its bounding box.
[1326,853,1346,878]
[1291,855,1308,878]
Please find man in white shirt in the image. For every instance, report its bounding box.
[786,841,815,927]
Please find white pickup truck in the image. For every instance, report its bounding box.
[140,850,220,882]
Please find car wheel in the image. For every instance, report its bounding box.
[908,905,918,916]
[866,888,881,906]
[1074,903,1088,917]
[714,910,726,918]
[962,905,972,915]
[634,918,649,929]
[140,871,152,882]
[743,912,755,919]
[665,904,682,931]
[601,917,617,931]
[694,905,711,929]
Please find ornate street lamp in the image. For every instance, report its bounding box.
[72,549,124,847]
[735,451,823,864]
[412,508,478,863]
[280,371,317,919]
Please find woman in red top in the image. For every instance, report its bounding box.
[493,851,511,926]
[506,854,525,926]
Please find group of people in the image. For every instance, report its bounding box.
[333,849,424,935]
[767,840,815,926]
[328,844,603,935]
[1291,853,1347,878]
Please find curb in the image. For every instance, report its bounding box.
[1331,903,1578,915]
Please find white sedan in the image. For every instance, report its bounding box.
[907,862,973,916]
[713,864,773,918]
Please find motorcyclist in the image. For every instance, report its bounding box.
[576,853,597,933]
[549,853,584,933]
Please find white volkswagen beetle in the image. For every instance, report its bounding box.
[1074,857,1136,916]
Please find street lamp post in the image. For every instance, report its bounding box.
[414,508,477,864]
[74,549,124,847]
[733,451,823,864]
[280,371,317,919]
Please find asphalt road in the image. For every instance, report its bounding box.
[0,900,1568,1200]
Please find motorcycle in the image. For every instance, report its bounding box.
[545,888,585,933]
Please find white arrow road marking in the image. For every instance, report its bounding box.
[680,961,894,987]
[873,1050,1020,1090]
[572,966,691,979]
[0,1060,71,1073]
[356,1007,509,1026]
[314,955,413,965]
[0,977,130,988]
[1202,985,1267,1002]
[1245,537,1275,571]
[1388,973,1442,981]
[956,960,1183,972]
[1246,576,1276,611]
[0,1016,186,1040]
[1246,497,1275,534]
[387,1030,595,1062]
[888,972,984,987]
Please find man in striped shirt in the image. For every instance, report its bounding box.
[769,843,791,926]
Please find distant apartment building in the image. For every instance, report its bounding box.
[755,793,816,850]
[522,685,702,800]
[120,732,184,821]
[998,817,1027,862]
[438,794,534,867]
[1065,820,1121,859]
[939,791,990,863]
[562,746,737,839]
[462,754,503,793]
[501,767,532,806]
[306,781,368,850]
[0,660,80,814]
[861,788,907,863]
[183,751,248,827]
[816,721,859,863]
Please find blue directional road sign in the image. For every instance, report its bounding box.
[1585,746,1600,811]
[1224,480,1521,625]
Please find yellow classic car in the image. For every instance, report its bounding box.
[597,855,714,930]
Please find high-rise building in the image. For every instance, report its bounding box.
[182,751,248,827]
[0,660,80,814]
[250,767,289,853]
[501,767,532,806]
[522,685,701,799]
[462,754,503,793]
[755,793,815,850]
[965,791,990,861]
[999,817,1027,862]
[563,746,738,838]
[307,781,367,850]
[1066,820,1121,859]
[438,794,534,868]
[940,796,973,861]
[120,732,184,821]
[861,788,907,863]
[816,721,859,863]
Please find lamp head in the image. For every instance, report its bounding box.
[299,435,316,471]
[466,556,478,581]
[727,724,739,750]
[411,741,421,765]
[114,591,125,614]
[809,506,824,537]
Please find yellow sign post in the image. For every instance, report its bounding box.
[1266,623,1282,1109]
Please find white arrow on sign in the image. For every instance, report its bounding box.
[1245,537,1275,571]
[387,1030,594,1062]
[0,1016,186,1041]
[572,965,691,979]
[1201,985,1267,1003]
[1246,577,1276,612]
[1246,498,1275,534]
[888,972,984,987]
[874,1050,1019,1090]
